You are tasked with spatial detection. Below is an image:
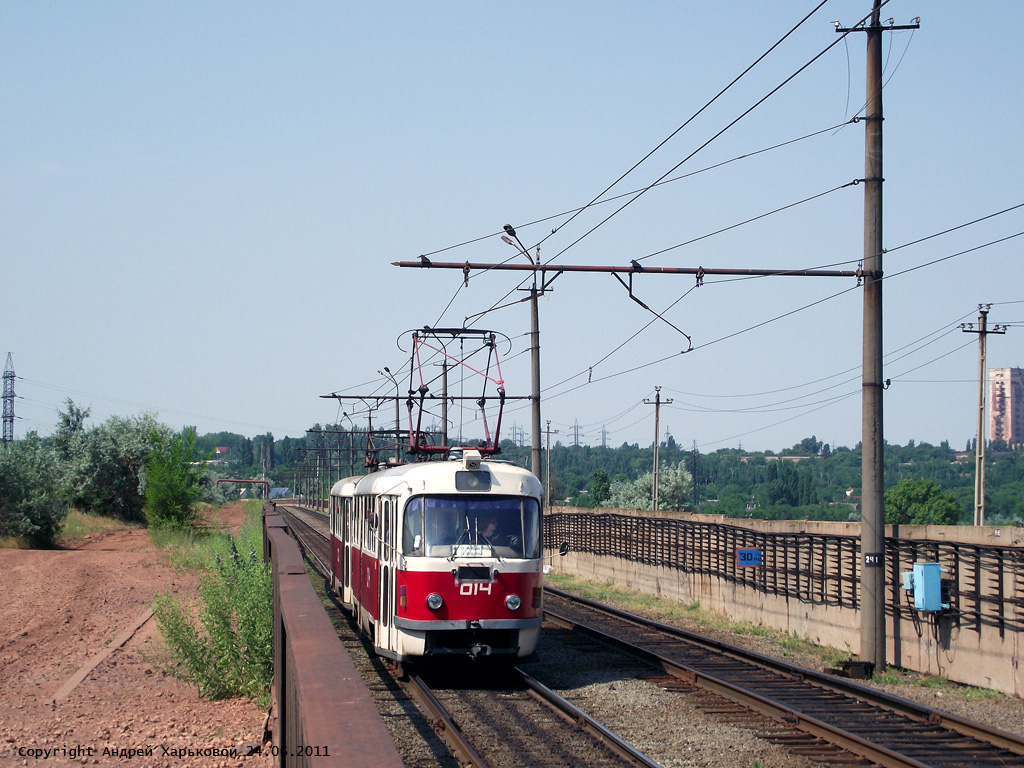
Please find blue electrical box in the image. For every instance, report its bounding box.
[901,561,948,612]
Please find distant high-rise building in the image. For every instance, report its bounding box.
[989,367,1024,448]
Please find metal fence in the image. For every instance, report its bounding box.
[264,506,403,768]
[545,511,1024,634]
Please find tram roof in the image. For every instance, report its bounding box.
[329,457,541,499]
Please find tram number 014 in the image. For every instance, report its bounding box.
[736,548,763,567]
[459,583,493,596]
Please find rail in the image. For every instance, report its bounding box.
[545,511,1024,632]
[544,587,1024,768]
[263,503,403,768]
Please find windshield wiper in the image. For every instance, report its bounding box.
[448,527,470,561]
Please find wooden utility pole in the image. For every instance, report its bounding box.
[644,387,671,511]
[962,304,1007,525]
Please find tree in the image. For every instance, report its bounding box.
[145,429,208,529]
[799,436,823,455]
[884,478,959,525]
[604,460,692,511]
[56,400,163,521]
[52,398,90,460]
[0,434,68,546]
[590,470,611,506]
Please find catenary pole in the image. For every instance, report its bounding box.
[859,0,886,674]
[975,307,988,526]
[837,2,917,677]
[545,420,559,509]
[441,361,449,449]
[531,285,542,478]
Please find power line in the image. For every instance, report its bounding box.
[533,214,1020,405]
[533,0,834,259]
[635,180,859,263]
[418,120,857,263]
[544,3,882,265]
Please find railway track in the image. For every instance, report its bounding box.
[544,587,1024,768]
[407,668,664,768]
[275,503,330,568]
[275,504,1024,767]
[275,504,663,767]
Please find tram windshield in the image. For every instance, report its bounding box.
[402,495,540,559]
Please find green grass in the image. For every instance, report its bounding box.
[545,571,849,666]
[146,502,272,707]
[873,668,1004,700]
[148,524,231,570]
[147,500,263,570]
[57,509,140,545]
[545,572,1010,699]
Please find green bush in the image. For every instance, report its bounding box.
[0,434,68,547]
[55,399,161,522]
[884,478,959,525]
[150,509,272,705]
[144,429,206,529]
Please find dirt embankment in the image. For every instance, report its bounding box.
[0,504,273,768]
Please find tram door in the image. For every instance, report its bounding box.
[350,498,360,608]
[329,496,338,591]
[377,495,398,652]
[341,497,352,605]
[361,495,377,633]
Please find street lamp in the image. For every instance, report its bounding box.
[379,367,402,463]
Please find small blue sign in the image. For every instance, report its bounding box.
[737,548,763,567]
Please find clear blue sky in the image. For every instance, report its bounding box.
[3,1,1021,454]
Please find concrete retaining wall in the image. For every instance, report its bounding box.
[545,507,1024,696]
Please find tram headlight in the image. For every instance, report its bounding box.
[426,593,444,611]
[505,594,522,611]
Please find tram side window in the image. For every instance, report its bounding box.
[366,498,377,556]
[522,498,541,559]
[403,498,424,556]
[343,498,351,543]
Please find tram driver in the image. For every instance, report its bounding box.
[479,515,520,550]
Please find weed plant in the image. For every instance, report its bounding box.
[59,509,138,544]
[545,571,848,666]
[149,504,272,706]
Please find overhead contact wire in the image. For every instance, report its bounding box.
[418,119,855,262]
[546,2,883,264]
[536,0,834,256]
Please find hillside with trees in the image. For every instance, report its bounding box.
[493,435,1022,525]
[245,429,1022,525]
[161,427,1024,525]
[1,401,229,546]
[8,408,1020,547]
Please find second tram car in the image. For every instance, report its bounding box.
[328,449,544,662]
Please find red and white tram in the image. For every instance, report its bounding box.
[328,449,544,662]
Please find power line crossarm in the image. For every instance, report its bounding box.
[394,261,861,279]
